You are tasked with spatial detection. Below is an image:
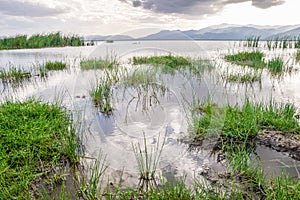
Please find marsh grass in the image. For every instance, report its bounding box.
[0,32,82,50]
[80,57,118,70]
[267,57,284,75]
[192,99,300,144]
[78,152,108,199]
[132,133,165,192]
[296,50,300,62]
[90,77,113,114]
[245,36,260,48]
[133,55,191,70]
[223,71,262,83]
[225,51,266,69]
[0,100,79,199]
[45,61,67,70]
[0,66,31,79]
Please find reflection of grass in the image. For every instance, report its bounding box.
[80,58,118,70]
[267,57,284,75]
[0,66,31,79]
[0,100,78,199]
[45,61,66,70]
[224,71,261,83]
[225,51,266,69]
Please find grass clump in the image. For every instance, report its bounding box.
[225,51,266,69]
[0,100,79,199]
[80,58,118,70]
[45,61,66,70]
[133,55,191,69]
[225,71,262,83]
[192,100,300,142]
[267,57,284,75]
[0,66,31,79]
[296,50,300,62]
[90,78,113,114]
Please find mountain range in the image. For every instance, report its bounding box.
[85,24,300,41]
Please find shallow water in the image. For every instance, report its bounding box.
[0,40,299,185]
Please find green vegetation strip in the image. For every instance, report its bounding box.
[133,55,192,69]
[225,51,287,75]
[0,32,82,50]
[225,51,266,69]
[0,67,31,79]
[80,58,117,70]
[296,50,300,62]
[192,100,300,141]
[45,61,66,70]
[0,100,78,199]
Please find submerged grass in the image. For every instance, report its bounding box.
[90,77,113,114]
[80,57,118,70]
[0,66,31,79]
[267,57,284,75]
[224,71,262,83]
[225,51,266,69]
[296,50,300,62]
[0,100,79,199]
[133,55,191,69]
[45,61,66,70]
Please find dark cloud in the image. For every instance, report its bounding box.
[252,0,285,8]
[0,0,67,17]
[132,0,142,7]
[120,0,286,14]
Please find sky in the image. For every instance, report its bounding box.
[0,0,299,37]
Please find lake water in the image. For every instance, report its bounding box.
[1,40,299,185]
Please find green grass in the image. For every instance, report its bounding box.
[45,61,66,70]
[224,71,262,83]
[133,55,192,69]
[90,78,113,114]
[80,58,118,70]
[0,66,31,79]
[0,100,79,199]
[192,100,300,142]
[225,51,266,69]
[0,32,83,50]
[296,50,300,62]
[267,57,284,75]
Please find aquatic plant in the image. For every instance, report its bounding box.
[90,78,113,114]
[132,133,165,192]
[0,100,79,199]
[133,55,191,69]
[296,50,300,62]
[80,55,119,70]
[0,32,83,50]
[45,61,66,70]
[223,71,262,83]
[0,66,31,79]
[191,99,300,143]
[267,57,284,75]
[225,51,266,69]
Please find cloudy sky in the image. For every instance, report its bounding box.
[0,0,299,37]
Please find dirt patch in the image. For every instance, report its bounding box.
[256,130,300,161]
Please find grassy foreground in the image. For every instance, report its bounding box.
[0,100,78,199]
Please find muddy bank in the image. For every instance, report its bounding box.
[256,130,300,161]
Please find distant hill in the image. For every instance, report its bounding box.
[84,24,300,41]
